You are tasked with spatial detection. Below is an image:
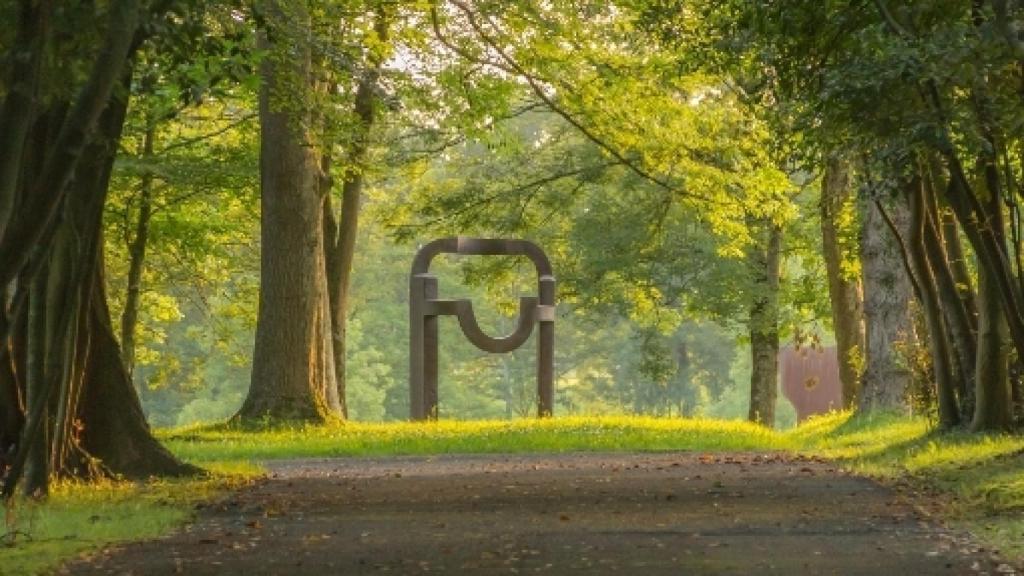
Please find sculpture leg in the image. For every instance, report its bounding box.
[538,320,554,416]
[409,278,425,420]
[537,276,555,417]
[423,278,439,420]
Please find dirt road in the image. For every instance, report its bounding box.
[67,452,1014,575]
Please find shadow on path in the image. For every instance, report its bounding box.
[68,453,1013,575]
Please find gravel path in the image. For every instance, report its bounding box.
[66,452,1015,575]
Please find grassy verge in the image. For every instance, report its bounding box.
[3,414,1021,573]
[0,463,258,575]
[790,412,1024,560]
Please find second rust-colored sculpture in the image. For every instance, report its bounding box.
[409,238,555,420]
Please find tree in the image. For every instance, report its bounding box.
[819,157,865,407]
[0,0,252,498]
[323,6,390,418]
[236,0,339,422]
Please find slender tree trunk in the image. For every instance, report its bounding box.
[921,185,976,417]
[324,9,389,417]
[819,157,865,407]
[237,3,338,422]
[904,177,961,428]
[941,211,978,322]
[748,224,781,427]
[21,271,47,497]
[859,196,915,413]
[0,306,24,468]
[120,125,156,379]
[326,176,361,419]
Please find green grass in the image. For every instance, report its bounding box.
[160,415,787,462]
[0,466,257,575]
[4,413,1022,574]
[789,411,1024,560]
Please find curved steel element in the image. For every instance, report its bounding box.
[411,237,554,279]
[409,238,555,420]
[423,297,538,353]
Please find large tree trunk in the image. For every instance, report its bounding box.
[858,196,915,413]
[819,157,865,407]
[748,224,781,427]
[0,0,140,290]
[0,0,49,239]
[972,266,1014,431]
[79,264,199,477]
[3,63,197,499]
[237,3,338,422]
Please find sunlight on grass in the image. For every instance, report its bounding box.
[4,413,1022,573]
[0,473,256,575]
[160,415,788,464]
[789,411,1024,559]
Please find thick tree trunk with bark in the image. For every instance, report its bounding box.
[79,266,199,477]
[748,224,781,427]
[0,0,140,289]
[858,197,915,412]
[237,7,338,422]
[3,63,197,499]
[972,267,1014,431]
[0,0,48,239]
[819,157,865,407]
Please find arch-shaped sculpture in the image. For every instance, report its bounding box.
[409,237,555,420]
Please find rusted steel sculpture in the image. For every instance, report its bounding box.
[409,238,555,420]
[780,345,842,423]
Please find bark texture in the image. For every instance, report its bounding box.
[858,197,915,412]
[971,267,1014,431]
[748,224,782,427]
[237,6,338,422]
[819,157,865,407]
[79,267,199,478]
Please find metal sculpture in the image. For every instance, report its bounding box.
[409,237,555,420]
[780,345,842,423]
